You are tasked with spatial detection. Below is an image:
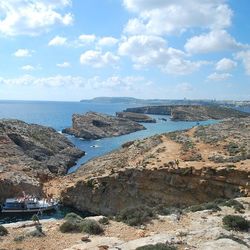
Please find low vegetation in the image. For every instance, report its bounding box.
[60,213,103,235]
[116,206,155,226]
[27,225,45,237]
[81,219,104,235]
[222,199,245,213]
[99,217,109,225]
[136,243,177,250]
[217,234,249,247]
[222,215,249,231]
[0,225,8,236]
[187,202,221,212]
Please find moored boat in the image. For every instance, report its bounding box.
[1,196,58,214]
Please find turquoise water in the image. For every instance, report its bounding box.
[0,100,216,172]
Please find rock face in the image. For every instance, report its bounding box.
[57,117,250,216]
[0,119,84,202]
[116,112,156,123]
[62,112,145,140]
[125,105,249,121]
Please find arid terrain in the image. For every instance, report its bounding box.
[0,113,250,250]
[0,197,249,250]
[46,117,250,216]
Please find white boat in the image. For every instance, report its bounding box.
[1,197,58,213]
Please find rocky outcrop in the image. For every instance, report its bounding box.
[57,118,250,216]
[116,112,156,123]
[0,119,84,202]
[61,166,249,216]
[125,105,249,121]
[62,112,145,140]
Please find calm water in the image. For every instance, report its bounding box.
[0,100,217,173]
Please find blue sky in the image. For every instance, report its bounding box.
[0,0,249,101]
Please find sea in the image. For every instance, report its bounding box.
[0,100,249,223]
[0,100,218,172]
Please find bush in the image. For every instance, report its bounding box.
[156,206,182,216]
[116,206,155,226]
[187,202,221,212]
[59,220,83,233]
[136,243,177,250]
[0,225,8,236]
[222,215,249,231]
[31,214,40,224]
[81,219,103,235]
[222,200,245,213]
[64,212,83,222]
[217,234,249,247]
[99,217,109,225]
[27,225,45,238]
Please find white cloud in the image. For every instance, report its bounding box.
[207,72,232,81]
[48,36,67,46]
[118,35,205,74]
[98,37,119,47]
[21,65,35,71]
[185,30,243,54]
[235,50,250,75]
[215,58,237,71]
[123,0,233,35]
[57,62,71,68]
[0,0,73,36]
[0,74,148,91]
[80,50,119,68]
[13,49,32,57]
[0,75,83,87]
[78,34,96,44]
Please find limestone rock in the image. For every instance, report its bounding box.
[0,119,84,202]
[62,112,145,140]
[116,112,156,123]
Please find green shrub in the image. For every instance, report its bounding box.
[31,214,40,224]
[116,206,155,226]
[222,215,249,231]
[0,225,8,236]
[81,219,103,235]
[136,243,177,250]
[59,220,83,233]
[156,206,182,216]
[223,200,245,213]
[64,212,83,222]
[217,234,249,247]
[27,225,45,238]
[99,217,109,225]
[187,202,221,212]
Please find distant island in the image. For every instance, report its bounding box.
[124,105,249,121]
[80,96,250,108]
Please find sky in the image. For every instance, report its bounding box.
[0,0,249,101]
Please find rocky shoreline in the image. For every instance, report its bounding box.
[125,105,249,121]
[0,113,250,250]
[116,112,156,123]
[0,119,84,203]
[62,112,146,140]
[52,117,249,216]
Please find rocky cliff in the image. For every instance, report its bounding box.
[57,117,250,215]
[125,105,249,121]
[62,112,145,140]
[116,112,156,123]
[0,119,84,202]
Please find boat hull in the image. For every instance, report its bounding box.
[1,205,58,214]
